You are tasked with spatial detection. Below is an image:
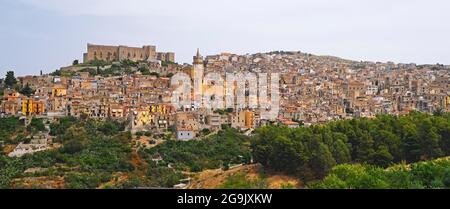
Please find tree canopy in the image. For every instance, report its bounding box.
[251,112,450,180]
[19,83,35,97]
[309,157,450,189]
[4,71,17,88]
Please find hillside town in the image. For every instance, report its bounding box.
[1,44,450,145]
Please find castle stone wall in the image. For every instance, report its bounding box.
[83,44,173,63]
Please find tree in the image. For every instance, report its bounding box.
[369,145,394,167]
[97,120,126,136]
[60,126,88,143]
[50,70,61,76]
[329,134,351,164]
[402,123,422,162]
[28,118,46,133]
[138,67,149,75]
[19,84,35,97]
[354,132,375,162]
[309,164,389,189]
[372,130,402,162]
[309,141,336,178]
[62,139,84,154]
[418,118,443,160]
[201,128,211,136]
[4,71,17,88]
[223,161,230,171]
[443,170,450,188]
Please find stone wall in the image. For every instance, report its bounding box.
[157,52,175,63]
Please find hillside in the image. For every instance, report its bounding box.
[1,112,449,189]
[189,164,301,189]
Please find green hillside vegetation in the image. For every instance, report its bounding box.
[0,117,133,189]
[0,117,46,151]
[309,157,450,189]
[140,127,252,172]
[1,117,252,188]
[1,112,449,189]
[251,112,450,181]
[0,117,26,145]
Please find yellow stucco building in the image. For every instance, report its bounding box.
[22,99,45,116]
[52,86,67,97]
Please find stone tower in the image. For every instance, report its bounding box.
[193,48,203,65]
[191,49,204,109]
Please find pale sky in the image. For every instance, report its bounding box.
[1,0,450,76]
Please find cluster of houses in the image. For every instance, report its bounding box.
[1,49,449,142]
[202,51,450,124]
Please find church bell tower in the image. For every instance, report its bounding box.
[191,49,204,109]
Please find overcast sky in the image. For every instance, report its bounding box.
[1,0,450,76]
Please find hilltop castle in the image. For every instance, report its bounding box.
[83,43,175,63]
